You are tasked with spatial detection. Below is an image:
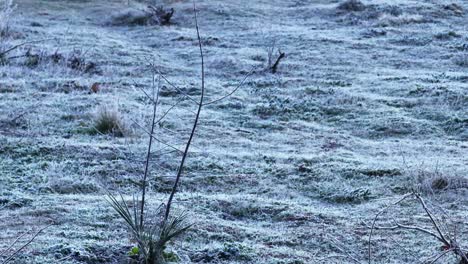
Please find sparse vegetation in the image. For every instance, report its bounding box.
[1,0,467,263]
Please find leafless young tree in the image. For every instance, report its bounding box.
[107,1,255,263]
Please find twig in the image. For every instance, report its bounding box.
[271,49,285,73]
[130,118,184,154]
[158,71,199,105]
[328,236,363,264]
[139,73,161,228]
[0,39,53,58]
[164,0,205,221]
[0,232,28,258]
[414,193,450,246]
[368,193,413,264]
[369,223,443,243]
[368,192,468,264]
[425,248,455,264]
[132,79,157,105]
[2,224,51,264]
[155,97,184,124]
[203,66,256,106]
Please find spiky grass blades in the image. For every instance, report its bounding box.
[160,213,192,245]
[106,193,141,236]
[107,193,191,263]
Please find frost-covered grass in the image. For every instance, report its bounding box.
[0,0,467,263]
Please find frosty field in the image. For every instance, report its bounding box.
[0,0,467,263]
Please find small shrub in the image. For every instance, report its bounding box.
[92,105,127,137]
[107,195,191,264]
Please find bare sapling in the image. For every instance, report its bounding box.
[107,1,255,263]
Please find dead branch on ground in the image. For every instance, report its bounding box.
[368,191,468,264]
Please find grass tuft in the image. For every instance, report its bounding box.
[92,105,127,137]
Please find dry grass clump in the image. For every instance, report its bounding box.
[416,170,468,194]
[337,0,366,12]
[0,0,15,37]
[93,105,127,137]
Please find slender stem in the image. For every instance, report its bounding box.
[165,0,205,221]
[3,225,51,264]
[0,39,53,57]
[368,193,412,264]
[414,193,450,246]
[140,73,160,228]
[0,232,28,257]
[427,248,454,264]
[202,66,256,106]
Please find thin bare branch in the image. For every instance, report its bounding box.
[368,193,413,264]
[164,0,205,221]
[139,73,161,228]
[0,38,53,58]
[369,224,443,243]
[131,118,184,154]
[155,97,184,124]
[414,193,451,246]
[3,225,51,264]
[202,66,256,106]
[0,232,28,257]
[132,79,157,105]
[425,248,455,264]
[158,71,200,105]
[328,236,363,264]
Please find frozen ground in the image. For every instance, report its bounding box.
[0,0,467,263]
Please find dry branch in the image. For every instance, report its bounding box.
[271,50,285,73]
[1,225,51,264]
[368,192,468,264]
